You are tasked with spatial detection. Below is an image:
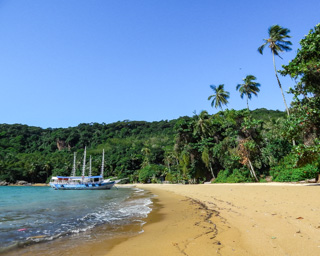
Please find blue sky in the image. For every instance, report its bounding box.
[0,0,319,128]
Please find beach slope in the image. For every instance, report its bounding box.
[108,183,320,256]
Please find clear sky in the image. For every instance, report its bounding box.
[0,0,319,128]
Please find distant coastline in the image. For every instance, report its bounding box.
[2,182,49,187]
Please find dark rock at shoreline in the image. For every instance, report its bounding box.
[0,180,9,186]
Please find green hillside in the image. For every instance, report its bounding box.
[0,109,297,184]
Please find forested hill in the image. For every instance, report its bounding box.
[0,116,184,183]
[0,108,284,154]
[0,109,286,183]
[0,119,179,154]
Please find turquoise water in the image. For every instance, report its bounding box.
[0,186,152,255]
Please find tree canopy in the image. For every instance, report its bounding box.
[281,23,320,96]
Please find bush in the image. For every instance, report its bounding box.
[138,164,164,183]
[270,152,319,182]
[214,168,254,183]
[270,164,318,182]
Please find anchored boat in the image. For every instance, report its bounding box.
[49,148,115,190]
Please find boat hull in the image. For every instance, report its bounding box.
[50,181,115,190]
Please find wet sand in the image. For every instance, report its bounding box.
[107,186,221,256]
[106,183,320,256]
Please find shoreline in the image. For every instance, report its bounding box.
[106,183,320,256]
[9,185,212,256]
[6,183,49,187]
[106,185,223,256]
[4,183,320,255]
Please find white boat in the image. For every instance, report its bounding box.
[49,148,115,190]
[49,176,115,190]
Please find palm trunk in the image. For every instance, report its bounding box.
[272,53,296,146]
[272,53,290,116]
[246,95,249,111]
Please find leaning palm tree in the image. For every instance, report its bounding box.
[258,24,292,116]
[236,75,261,110]
[208,84,230,110]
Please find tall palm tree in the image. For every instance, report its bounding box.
[236,75,261,110]
[258,24,292,116]
[208,84,230,110]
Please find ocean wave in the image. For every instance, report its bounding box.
[0,186,154,254]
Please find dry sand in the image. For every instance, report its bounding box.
[107,183,320,256]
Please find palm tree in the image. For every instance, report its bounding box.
[141,147,151,168]
[208,84,230,110]
[258,24,292,116]
[193,110,212,139]
[236,75,261,110]
[201,147,215,179]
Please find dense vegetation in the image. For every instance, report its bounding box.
[0,120,178,183]
[0,24,319,184]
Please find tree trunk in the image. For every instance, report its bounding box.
[272,53,295,146]
[248,158,259,182]
[272,53,290,116]
[247,95,249,111]
[209,161,215,179]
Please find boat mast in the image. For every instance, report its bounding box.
[71,152,76,176]
[89,155,92,177]
[100,149,105,178]
[82,147,86,177]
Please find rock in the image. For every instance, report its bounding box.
[265,176,272,182]
[17,180,28,185]
[56,139,67,151]
[0,180,9,186]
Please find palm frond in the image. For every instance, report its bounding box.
[209,85,216,91]
[262,24,292,59]
[208,84,229,109]
[258,43,267,54]
[236,75,261,106]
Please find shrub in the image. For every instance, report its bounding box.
[270,164,318,182]
[214,168,254,183]
[138,164,164,183]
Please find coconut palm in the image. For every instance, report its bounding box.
[208,84,230,110]
[258,24,292,116]
[236,75,261,110]
[193,110,212,139]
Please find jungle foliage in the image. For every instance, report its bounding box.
[0,109,292,183]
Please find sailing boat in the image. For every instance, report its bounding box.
[49,148,115,190]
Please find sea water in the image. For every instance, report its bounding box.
[0,186,153,255]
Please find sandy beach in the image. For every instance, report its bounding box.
[106,183,320,256]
